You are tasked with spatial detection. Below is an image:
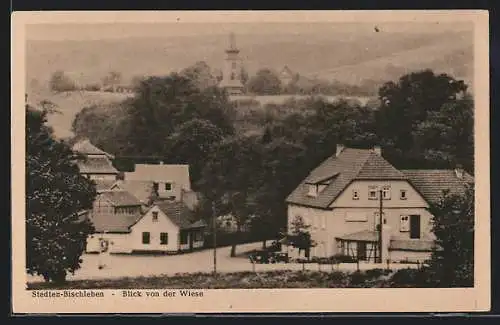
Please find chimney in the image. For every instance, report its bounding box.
[373,145,382,156]
[336,144,345,157]
[455,164,464,179]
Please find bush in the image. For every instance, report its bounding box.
[389,268,431,287]
[331,254,357,263]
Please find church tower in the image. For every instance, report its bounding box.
[219,33,245,96]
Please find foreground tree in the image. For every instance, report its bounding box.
[126,74,235,156]
[427,185,474,287]
[197,135,263,257]
[376,69,471,170]
[26,102,96,283]
[164,118,225,188]
[288,216,316,260]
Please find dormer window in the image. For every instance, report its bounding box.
[307,184,317,197]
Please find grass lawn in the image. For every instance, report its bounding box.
[27,268,431,290]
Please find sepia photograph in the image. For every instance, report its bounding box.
[12,10,490,313]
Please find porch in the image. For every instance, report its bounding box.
[336,230,380,263]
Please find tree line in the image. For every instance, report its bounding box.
[46,62,380,97]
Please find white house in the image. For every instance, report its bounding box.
[284,144,474,264]
[86,200,207,254]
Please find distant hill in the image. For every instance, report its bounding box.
[26,29,473,93]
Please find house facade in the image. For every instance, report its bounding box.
[86,200,207,254]
[285,144,473,264]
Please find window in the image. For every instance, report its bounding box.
[180,232,189,245]
[400,215,410,232]
[382,186,391,200]
[400,189,407,200]
[318,184,327,193]
[153,182,159,193]
[232,62,237,69]
[152,211,158,222]
[142,232,150,244]
[230,72,235,80]
[307,184,317,197]
[160,233,168,245]
[352,189,360,200]
[368,186,378,200]
[164,183,172,191]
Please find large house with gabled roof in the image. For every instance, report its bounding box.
[284,144,473,264]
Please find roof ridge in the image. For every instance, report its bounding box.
[350,150,375,179]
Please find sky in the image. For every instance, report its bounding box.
[25,21,473,41]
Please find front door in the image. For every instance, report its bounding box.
[357,242,367,261]
[410,215,421,239]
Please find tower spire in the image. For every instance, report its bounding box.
[227,33,239,53]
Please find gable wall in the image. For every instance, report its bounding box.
[130,206,180,252]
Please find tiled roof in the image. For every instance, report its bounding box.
[90,212,142,233]
[286,148,406,209]
[124,164,191,191]
[402,169,474,204]
[336,230,378,242]
[111,180,155,204]
[72,139,114,158]
[77,157,118,175]
[100,190,142,207]
[93,179,118,193]
[155,201,207,230]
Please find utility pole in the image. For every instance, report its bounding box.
[212,201,217,275]
[378,188,383,264]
